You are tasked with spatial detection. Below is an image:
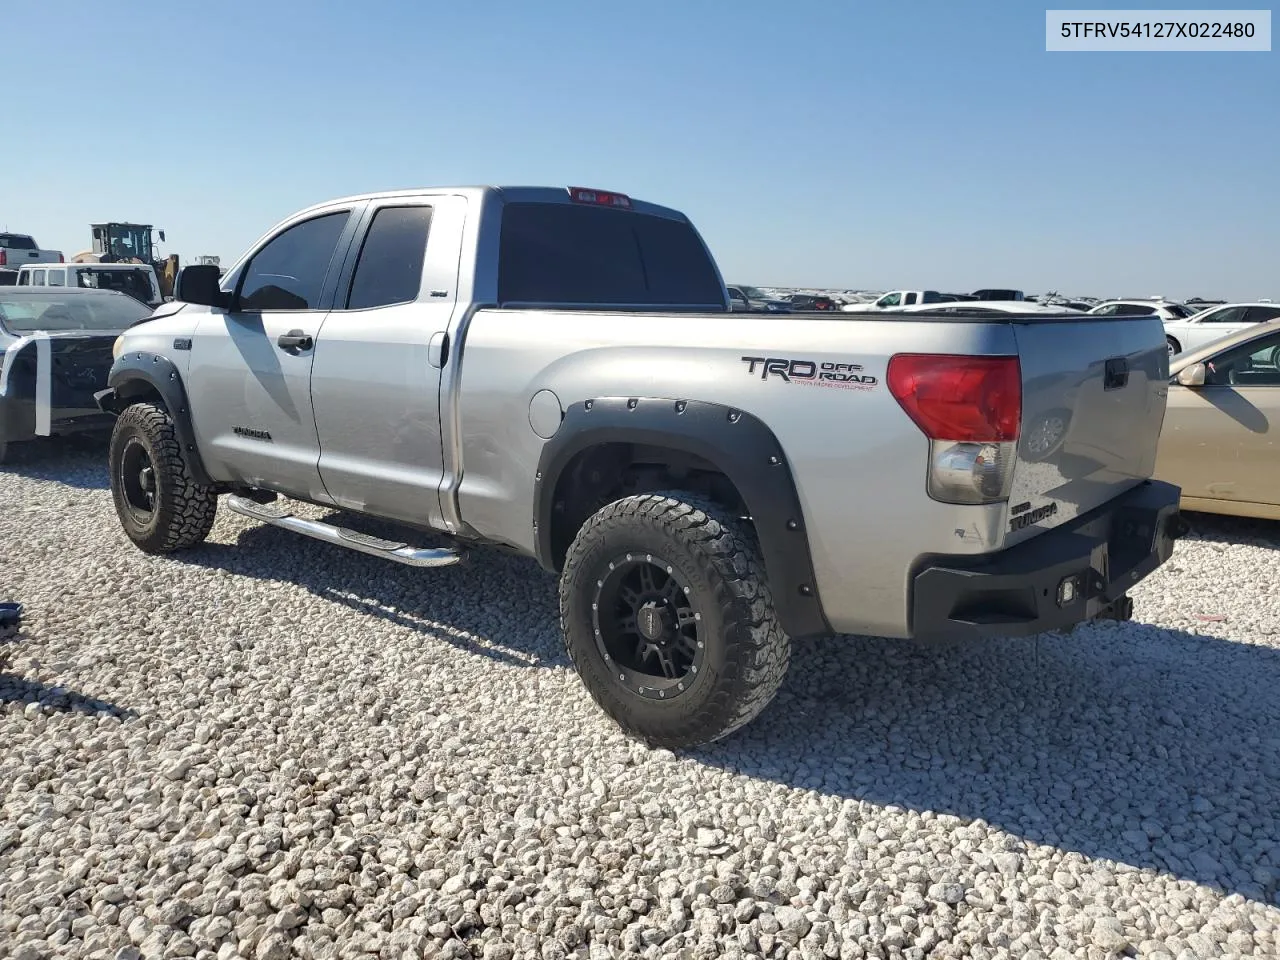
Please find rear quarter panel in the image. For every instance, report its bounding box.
[455,310,1023,638]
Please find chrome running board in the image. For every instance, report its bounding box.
[225,495,464,568]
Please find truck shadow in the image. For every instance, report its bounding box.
[695,620,1280,906]
[181,518,565,670]
[0,434,110,490]
[0,670,136,720]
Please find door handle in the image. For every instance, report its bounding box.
[277,330,313,353]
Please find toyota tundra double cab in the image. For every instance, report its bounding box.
[96,185,1182,748]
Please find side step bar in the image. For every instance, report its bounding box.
[224,495,464,569]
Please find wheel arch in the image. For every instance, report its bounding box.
[534,397,832,640]
[97,351,215,487]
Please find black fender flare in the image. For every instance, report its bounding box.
[95,350,215,487]
[534,397,832,640]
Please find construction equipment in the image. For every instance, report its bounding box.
[70,222,180,299]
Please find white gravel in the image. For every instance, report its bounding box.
[2,438,1279,960]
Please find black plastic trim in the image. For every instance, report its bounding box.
[910,479,1182,641]
[96,351,215,487]
[533,397,832,640]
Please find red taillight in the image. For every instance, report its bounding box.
[567,186,633,210]
[887,354,1021,443]
[58,253,65,263]
[0,250,6,265]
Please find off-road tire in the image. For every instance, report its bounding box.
[559,490,791,749]
[109,402,217,554]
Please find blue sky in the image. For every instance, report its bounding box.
[4,1,1275,298]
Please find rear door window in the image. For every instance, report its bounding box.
[497,202,724,307]
[345,205,433,309]
[47,269,66,286]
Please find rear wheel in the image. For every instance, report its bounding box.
[1167,336,1181,359]
[559,491,791,749]
[108,402,217,553]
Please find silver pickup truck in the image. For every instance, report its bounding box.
[96,185,1182,748]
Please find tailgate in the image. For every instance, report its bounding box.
[1004,315,1168,546]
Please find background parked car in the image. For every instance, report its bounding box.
[1161,302,1280,357]
[1088,299,1198,321]
[885,300,1084,316]
[0,287,152,463]
[785,293,840,311]
[726,284,793,312]
[0,233,64,271]
[1156,323,1280,520]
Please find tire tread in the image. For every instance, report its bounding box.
[110,402,217,553]
[559,490,790,748]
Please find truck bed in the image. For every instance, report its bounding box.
[452,308,1168,638]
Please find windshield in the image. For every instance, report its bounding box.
[97,224,155,262]
[0,292,152,333]
[1165,304,1195,319]
[738,286,767,300]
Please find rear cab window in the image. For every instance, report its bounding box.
[496,202,724,308]
[0,234,37,250]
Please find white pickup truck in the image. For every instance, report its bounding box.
[0,233,64,271]
[841,289,960,311]
[96,185,1183,747]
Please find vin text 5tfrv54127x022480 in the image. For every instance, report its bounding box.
[95,185,1183,748]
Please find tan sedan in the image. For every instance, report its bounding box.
[1155,322,1280,520]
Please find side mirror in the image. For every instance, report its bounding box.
[158,230,166,243]
[174,264,230,308]
[1175,362,1206,387]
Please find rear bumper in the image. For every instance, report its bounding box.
[910,479,1182,641]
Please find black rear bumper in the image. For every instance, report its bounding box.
[911,480,1182,641]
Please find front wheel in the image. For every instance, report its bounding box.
[108,402,218,554]
[559,491,791,749]
[1167,336,1181,359]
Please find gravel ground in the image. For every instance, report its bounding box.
[2,438,1279,960]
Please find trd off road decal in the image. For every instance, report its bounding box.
[740,356,878,390]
